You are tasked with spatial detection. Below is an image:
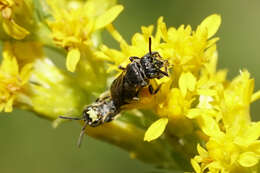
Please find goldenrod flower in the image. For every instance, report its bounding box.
[190,71,260,173]
[0,42,32,112]
[95,14,260,171]
[47,0,123,72]
[0,0,34,39]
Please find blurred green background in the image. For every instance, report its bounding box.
[1,0,260,172]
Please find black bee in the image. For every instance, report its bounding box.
[110,37,168,109]
[60,92,118,147]
[59,37,169,147]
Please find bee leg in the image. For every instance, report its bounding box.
[156,60,169,78]
[148,85,154,94]
[164,60,169,73]
[77,120,88,148]
[129,56,140,62]
[149,84,162,95]
[118,65,126,71]
[159,70,169,77]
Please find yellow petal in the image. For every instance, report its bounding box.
[94,5,124,30]
[106,24,127,46]
[197,95,214,109]
[94,51,111,61]
[249,141,260,155]
[251,90,260,103]
[144,118,168,142]
[20,63,33,84]
[204,161,222,170]
[186,108,201,119]
[243,122,260,144]
[155,16,166,42]
[197,89,217,96]
[238,152,259,167]
[179,72,197,97]
[191,159,201,173]
[2,19,30,40]
[1,52,19,76]
[199,115,222,138]
[4,95,14,112]
[141,25,154,40]
[66,48,80,72]
[199,14,221,38]
[197,144,208,158]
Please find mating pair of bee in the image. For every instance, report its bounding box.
[60,37,169,147]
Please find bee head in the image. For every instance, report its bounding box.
[58,109,102,147]
[83,107,102,127]
[140,37,168,79]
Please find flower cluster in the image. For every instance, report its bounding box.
[47,0,123,72]
[97,14,260,172]
[0,0,123,119]
[190,71,260,173]
[0,42,32,111]
[0,0,260,173]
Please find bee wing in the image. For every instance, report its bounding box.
[110,73,125,107]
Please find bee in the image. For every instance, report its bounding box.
[60,92,118,147]
[60,37,169,147]
[110,37,169,109]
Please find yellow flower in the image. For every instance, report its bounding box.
[190,71,260,173]
[0,0,33,39]
[47,0,123,72]
[0,43,32,112]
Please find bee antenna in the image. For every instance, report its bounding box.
[59,116,82,120]
[149,37,152,55]
[77,120,88,148]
